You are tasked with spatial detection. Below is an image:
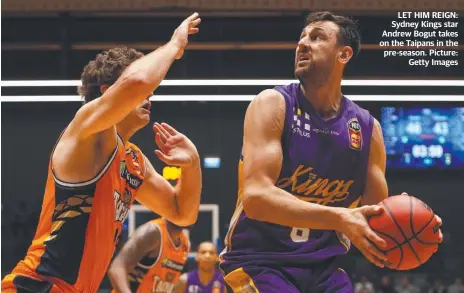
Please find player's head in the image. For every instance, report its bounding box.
[381,276,391,285]
[78,47,151,131]
[401,276,410,286]
[294,11,360,85]
[195,241,218,271]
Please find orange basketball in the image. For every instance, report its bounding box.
[368,194,441,270]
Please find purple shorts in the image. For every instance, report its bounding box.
[220,262,353,293]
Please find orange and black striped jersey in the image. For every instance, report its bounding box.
[2,135,146,293]
[117,218,190,293]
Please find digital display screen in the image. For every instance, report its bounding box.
[381,107,464,169]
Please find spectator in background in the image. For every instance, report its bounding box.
[355,276,375,293]
[429,278,447,293]
[448,278,464,293]
[378,275,397,293]
[396,276,419,293]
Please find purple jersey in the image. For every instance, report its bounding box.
[185,270,225,293]
[220,83,374,269]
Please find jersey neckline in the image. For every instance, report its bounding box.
[296,83,347,127]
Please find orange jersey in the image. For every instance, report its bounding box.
[2,135,146,293]
[114,218,190,293]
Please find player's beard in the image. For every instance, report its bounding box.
[294,58,335,87]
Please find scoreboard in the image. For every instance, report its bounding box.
[381,106,464,168]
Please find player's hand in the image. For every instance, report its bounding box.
[339,205,389,268]
[402,192,444,245]
[170,12,201,59]
[435,214,443,249]
[153,122,200,167]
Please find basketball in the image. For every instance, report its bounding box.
[368,194,441,271]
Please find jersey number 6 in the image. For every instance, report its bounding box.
[290,227,310,242]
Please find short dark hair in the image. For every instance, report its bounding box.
[305,11,361,59]
[78,47,144,103]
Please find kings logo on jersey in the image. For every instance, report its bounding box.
[348,117,362,150]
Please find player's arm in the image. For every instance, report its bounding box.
[68,14,200,139]
[136,155,201,227]
[108,221,161,293]
[242,89,350,229]
[171,273,188,293]
[361,119,388,206]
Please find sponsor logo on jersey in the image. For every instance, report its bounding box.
[348,117,362,150]
[312,128,340,136]
[161,258,184,272]
[120,160,143,189]
[292,108,311,138]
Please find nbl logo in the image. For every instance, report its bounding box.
[348,117,362,150]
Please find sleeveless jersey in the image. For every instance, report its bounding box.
[120,218,190,293]
[186,270,225,293]
[220,83,374,268]
[3,134,146,293]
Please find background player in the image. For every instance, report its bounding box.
[109,218,190,293]
[172,242,225,293]
[219,11,443,293]
[1,13,202,293]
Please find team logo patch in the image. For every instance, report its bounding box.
[126,148,142,175]
[213,281,222,293]
[348,118,362,150]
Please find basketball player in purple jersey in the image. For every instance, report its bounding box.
[172,242,226,293]
[219,11,443,293]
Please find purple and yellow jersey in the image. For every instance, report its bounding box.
[186,270,225,293]
[220,83,374,269]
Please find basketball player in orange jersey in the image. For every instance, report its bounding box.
[108,218,190,293]
[1,13,202,293]
[219,11,443,292]
[172,242,226,293]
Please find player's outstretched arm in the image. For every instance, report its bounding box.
[361,119,388,206]
[171,273,188,293]
[69,13,201,139]
[108,222,162,293]
[136,123,201,227]
[241,89,388,267]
